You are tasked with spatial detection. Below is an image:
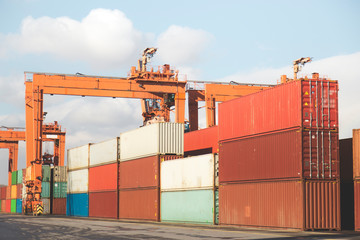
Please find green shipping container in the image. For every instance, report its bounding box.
[16,169,23,184]
[53,182,67,198]
[41,182,50,198]
[11,199,16,213]
[42,165,51,182]
[161,189,215,224]
[11,171,17,185]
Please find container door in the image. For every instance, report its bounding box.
[304,180,340,230]
[303,130,339,179]
[302,80,338,129]
[214,189,219,225]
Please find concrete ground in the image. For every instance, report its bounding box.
[0,213,360,240]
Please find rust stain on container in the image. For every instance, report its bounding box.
[219,180,340,230]
[218,79,338,142]
[89,163,118,192]
[219,129,339,182]
[184,126,218,155]
[354,129,360,179]
[89,191,118,219]
[119,188,159,221]
[52,198,67,215]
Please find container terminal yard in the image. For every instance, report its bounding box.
[0,46,359,240]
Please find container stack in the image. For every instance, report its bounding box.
[15,169,24,214]
[5,186,10,213]
[41,165,51,214]
[184,126,218,157]
[52,166,67,215]
[218,75,340,230]
[160,154,219,224]
[67,144,90,217]
[10,171,17,213]
[353,129,360,231]
[119,123,184,221]
[88,138,119,219]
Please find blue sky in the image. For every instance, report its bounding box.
[0,0,359,184]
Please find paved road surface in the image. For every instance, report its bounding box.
[0,214,359,240]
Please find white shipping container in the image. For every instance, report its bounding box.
[67,144,90,171]
[161,154,215,191]
[42,198,50,214]
[120,123,184,161]
[89,138,119,167]
[67,169,88,193]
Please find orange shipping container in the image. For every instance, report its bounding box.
[119,188,159,221]
[355,180,360,231]
[219,180,340,230]
[119,155,181,190]
[5,199,11,213]
[354,129,360,179]
[89,163,118,192]
[10,185,17,199]
[1,200,5,212]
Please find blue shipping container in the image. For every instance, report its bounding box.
[16,199,22,214]
[66,193,89,217]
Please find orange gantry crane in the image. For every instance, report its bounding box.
[24,51,186,213]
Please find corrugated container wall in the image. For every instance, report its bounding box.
[53,166,67,182]
[11,171,17,185]
[41,182,50,198]
[16,199,22,214]
[67,169,88,193]
[161,189,216,224]
[42,165,51,182]
[119,188,159,221]
[67,193,89,217]
[42,198,50,214]
[6,186,10,199]
[0,187,5,200]
[67,144,90,171]
[52,198,66,215]
[89,163,118,192]
[218,79,338,141]
[120,123,184,161]
[354,129,360,179]
[89,191,118,219]
[1,200,5,212]
[219,180,340,230]
[184,126,218,156]
[11,199,16,213]
[219,129,339,182]
[161,154,217,191]
[5,199,10,213]
[354,180,360,231]
[89,138,119,167]
[53,182,67,198]
[16,170,23,184]
[10,185,17,199]
[16,184,23,199]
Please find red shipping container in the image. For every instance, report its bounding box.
[1,200,5,212]
[5,199,11,213]
[52,198,67,215]
[119,155,181,190]
[5,186,10,199]
[184,126,219,156]
[89,163,118,192]
[218,78,338,141]
[220,180,340,230]
[89,191,118,219]
[0,187,3,200]
[219,129,339,182]
[16,184,23,199]
[354,129,360,179]
[119,188,159,221]
[355,180,360,231]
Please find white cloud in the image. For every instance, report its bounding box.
[156,25,214,66]
[3,9,151,70]
[212,52,360,139]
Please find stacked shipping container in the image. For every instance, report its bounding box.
[0,186,5,212]
[41,165,51,214]
[184,126,218,157]
[160,154,219,224]
[218,75,340,230]
[119,123,184,221]
[353,129,360,231]
[67,144,90,217]
[52,166,67,215]
[89,138,119,219]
